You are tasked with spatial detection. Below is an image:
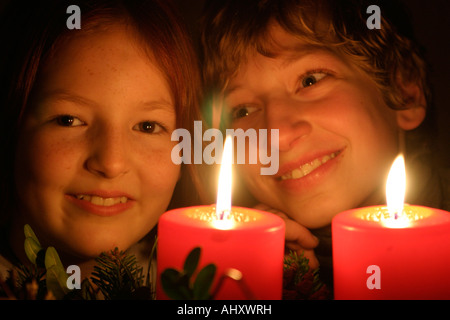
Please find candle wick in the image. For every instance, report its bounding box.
[394,212,398,220]
[217,209,229,220]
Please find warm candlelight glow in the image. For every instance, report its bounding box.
[333,154,450,299]
[157,134,285,300]
[214,135,234,230]
[383,154,409,228]
[386,154,406,217]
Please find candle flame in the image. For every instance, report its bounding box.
[384,154,408,228]
[214,135,233,229]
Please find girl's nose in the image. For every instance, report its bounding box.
[84,126,130,179]
[265,97,312,152]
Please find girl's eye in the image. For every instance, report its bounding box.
[231,105,259,120]
[300,72,328,88]
[56,115,84,127]
[133,121,163,134]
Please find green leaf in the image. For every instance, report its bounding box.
[183,247,201,278]
[24,224,41,246]
[44,247,65,271]
[46,265,69,299]
[24,236,42,266]
[161,248,215,300]
[193,264,216,300]
[44,247,69,299]
[23,224,44,266]
[160,268,191,300]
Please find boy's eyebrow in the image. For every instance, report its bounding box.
[262,44,317,60]
[225,46,333,95]
[275,45,334,68]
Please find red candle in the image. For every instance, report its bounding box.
[157,136,285,299]
[157,205,285,299]
[333,155,450,299]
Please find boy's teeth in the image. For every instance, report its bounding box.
[75,194,128,206]
[280,151,339,180]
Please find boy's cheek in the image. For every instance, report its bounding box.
[238,164,268,192]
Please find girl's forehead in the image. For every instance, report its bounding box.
[42,24,159,78]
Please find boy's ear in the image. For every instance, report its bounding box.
[394,74,426,131]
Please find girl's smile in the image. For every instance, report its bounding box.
[66,191,135,217]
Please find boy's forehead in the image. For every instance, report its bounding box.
[224,22,344,90]
[227,24,354,92]
[260,23,330,60]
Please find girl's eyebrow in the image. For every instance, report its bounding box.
[140,100,175,113]
[38,89,100,108]
[38,89,175,112]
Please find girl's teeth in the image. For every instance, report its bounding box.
[75,194,128,206]
[281,151,339,180]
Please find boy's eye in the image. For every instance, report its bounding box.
[56,115,84,127]
[231,105,259,120]
[300,72,328,88]
[133,121,163,134]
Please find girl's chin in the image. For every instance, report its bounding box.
[58,239,133,262]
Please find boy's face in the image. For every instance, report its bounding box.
[14,24,180,259]
[225,25,402,228]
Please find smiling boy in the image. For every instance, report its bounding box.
[201,0,448,289]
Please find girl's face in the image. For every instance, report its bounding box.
[225,25,407,229]
[14,24,180,259]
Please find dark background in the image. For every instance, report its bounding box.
[403,0,450,163]
[1,0,448,162]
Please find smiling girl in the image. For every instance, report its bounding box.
[0,0,205,280]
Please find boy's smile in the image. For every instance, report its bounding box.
[225,25,404,228]
[277,149,343,181]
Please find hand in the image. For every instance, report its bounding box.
[254,203,319,269]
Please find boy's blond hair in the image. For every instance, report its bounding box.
[201,0,430,111]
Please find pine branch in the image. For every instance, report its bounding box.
[90,247,151,300]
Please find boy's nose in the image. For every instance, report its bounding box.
[84,127,130,179]
[265,98,312,152]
